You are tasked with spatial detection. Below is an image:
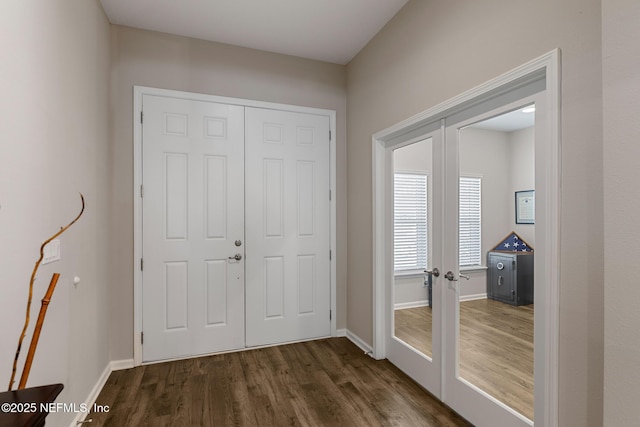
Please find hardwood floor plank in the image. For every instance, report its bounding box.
[86,338,470,426]
[226,353,259,426]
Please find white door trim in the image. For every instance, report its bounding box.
[372,50,560,426]
[133,86,337,366]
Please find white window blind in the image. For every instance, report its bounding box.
[459,176,482,266]
[394,173,427,273]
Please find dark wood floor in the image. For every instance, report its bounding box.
[85,338,471,426]
[394,299,534,420]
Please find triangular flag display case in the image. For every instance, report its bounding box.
[487,231,534,306]
[490,231,534,253]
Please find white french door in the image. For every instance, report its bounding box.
[386,127,443,397]
[139,92,332,363]
[440,99,539,427]
[376,52,560,427]
[387,105,537,426]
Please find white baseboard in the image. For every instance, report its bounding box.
[394,300,429,310]
[110,358,135,371]
[345,330,373,356]
[336,328,347,337]
[459,293,487,302]
[69,363,111,427]
[69,359,134,426]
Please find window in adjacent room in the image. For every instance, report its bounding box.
[394,172,428,274]
[459,176,482,267]
[394,173,482,273]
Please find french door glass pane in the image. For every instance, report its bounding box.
[457,108,535,421]
[393,138,433,358]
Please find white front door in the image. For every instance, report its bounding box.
[244,107,331,347]
[140,93,332,362]
[142,95,245,362]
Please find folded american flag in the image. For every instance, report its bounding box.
[492,232,533,252]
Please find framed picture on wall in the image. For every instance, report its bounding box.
[515,190,535,224]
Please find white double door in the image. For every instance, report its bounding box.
[388,97,541,426]
[141,94,331,362]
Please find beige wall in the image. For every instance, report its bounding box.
[509,127,536,245]
[109,26,348,359]
[346,0,603,424]
[0,1,111,426]
[460,128,511,259]
[602,0,640,425]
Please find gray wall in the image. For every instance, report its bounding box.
[346,0,603,424]
[109,26,348,360]
[602,0,640,425]
[0,1,111,426]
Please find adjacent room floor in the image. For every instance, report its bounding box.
[85,338,471,426]
[395,299,534,420]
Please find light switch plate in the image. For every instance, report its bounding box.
[42,239,61,264]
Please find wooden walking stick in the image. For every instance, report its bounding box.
[18,273,60,389]
[7,193,85,391]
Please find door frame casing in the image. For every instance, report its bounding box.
[133,86,338,366]
[372,50,561,426]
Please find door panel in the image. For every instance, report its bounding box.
[142,95,245,362]
[245,107,331,347]
[387,131,442,397]
[442,106,535,426]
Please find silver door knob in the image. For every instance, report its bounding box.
[229,253,242,261]
[445,271,469,281]
[424,267,440,277]
[444,271,457,281]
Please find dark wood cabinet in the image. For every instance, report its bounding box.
[0,384,63,427]
[487,251,534,306]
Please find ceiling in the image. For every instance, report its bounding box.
[99,1,533,132]
[468,107,535,133]
[100,0,409,65]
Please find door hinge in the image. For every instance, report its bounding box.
[329,250,332,260]
[140,111,144,124]
[330,310,332,320]
[140,258,144,271]
[329,130,332,141]
[140,184,144,198]
[141,332,144,345]
[329,190,332,201]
